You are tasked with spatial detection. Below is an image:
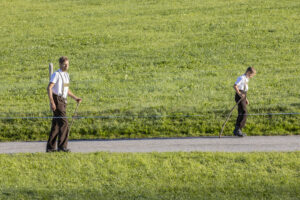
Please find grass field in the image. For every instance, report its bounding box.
[0,152,299,199]
[0,0,300,141]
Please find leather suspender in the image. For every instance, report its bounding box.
[58,71,69,102]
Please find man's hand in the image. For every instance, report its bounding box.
[239,93,246,98]
[51,102,56,111]
[246,99,249,105]
[68,90,82,104]
[76,98,82,103]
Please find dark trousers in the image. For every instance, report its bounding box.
[235,92,248,129]
[46,94,69,150]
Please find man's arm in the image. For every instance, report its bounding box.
[233,84,248,104]
[233,84,243,97]
[47,83,56,111]
[68,89,82,103]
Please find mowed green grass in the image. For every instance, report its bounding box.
[0,0,300,140]
[0,152,299,200]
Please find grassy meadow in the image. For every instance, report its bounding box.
[0,152,299,199]
[0,0,300,140]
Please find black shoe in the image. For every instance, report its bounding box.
[46,149,57,153]
[236,129,247,137]
[58,148,71,152]
[233,127,239,136]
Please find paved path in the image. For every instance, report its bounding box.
[0,136,299,153]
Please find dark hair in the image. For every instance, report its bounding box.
[59,56,69,66]
[245,66,256,74]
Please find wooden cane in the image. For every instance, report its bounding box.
[49,63,53,112]
[68,102,80,137]
[49,63,53,80]
[219,97,244,138]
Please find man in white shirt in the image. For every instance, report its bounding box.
[233,67,256,137]
[46,56,82,152]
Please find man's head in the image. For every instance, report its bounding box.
[245,66,256,78]
[59,56,69,71]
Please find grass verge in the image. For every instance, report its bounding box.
[0,152,299,199]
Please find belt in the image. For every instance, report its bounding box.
[239,90,247,94]
[53,93,67,103]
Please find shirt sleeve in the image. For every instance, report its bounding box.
[235,76,243,86]
[66,73,70,82]
[50,72,58,83]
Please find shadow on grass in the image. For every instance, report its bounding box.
[1,185,299,200]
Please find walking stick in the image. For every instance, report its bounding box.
[68,102,80,137]
[49,63,53,112]
[219,97,244,138]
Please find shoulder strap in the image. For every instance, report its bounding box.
[66,72,70,81]
[58,71,65,97]
[244,76,248,91]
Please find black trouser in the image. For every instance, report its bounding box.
[46,94,69,150]
[235,91,247,129]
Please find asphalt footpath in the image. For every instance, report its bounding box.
[0,136,299,153]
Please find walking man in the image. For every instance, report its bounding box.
[233,67,256,137]
[46,56,82,152]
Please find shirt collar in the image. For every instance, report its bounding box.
[58,69,67,73]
